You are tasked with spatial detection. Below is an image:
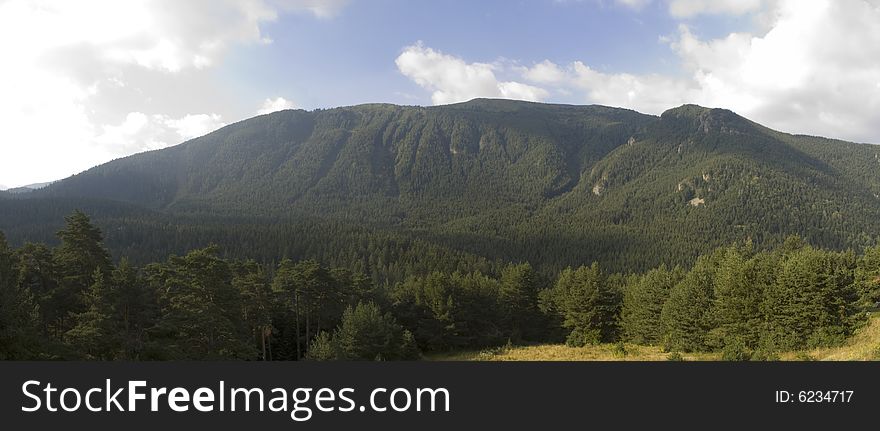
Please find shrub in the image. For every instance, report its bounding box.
[720,338,751,361]
[666,352,684,361]
[307,302,420,360]
[750,348,780,361]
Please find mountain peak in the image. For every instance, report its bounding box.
[661,104,750,134]
[662,104,711,117]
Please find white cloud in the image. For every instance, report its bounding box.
[556,0,652,10]
[668,0,763,17]
[672,0,880,142]
[518,0,880,143]
[523,60,694,115]
[94,112,225,155]
[0,0,349,187]
[396,43,549,105]
[275,0,351,19]
[523,60,569,84]
[561,0,764,16]
[615,0,653,10]
[164,113,226,140]
[257,97,297,115]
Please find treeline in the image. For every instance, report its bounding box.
[621,238,878,359]
[0,211,541,360]
[540,238,878,360]
[1,212,878,361]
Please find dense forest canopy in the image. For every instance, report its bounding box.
[0,212,877,360]
[2,99,880,282]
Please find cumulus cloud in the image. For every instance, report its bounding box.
[95,112,225,155]
[0,0,348,187]
[564,0,764,16]
[673,0,880,142]
[524,60,695,114]
[517,0,880,143]
[556,0,652,10]
[165,114,226,140]
[395,43,549,105]
[668,0,764,17]
[257,97,297,115]
[275,0,352,19]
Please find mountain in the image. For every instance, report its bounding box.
[4,181,53,194]
[2,99,880,278]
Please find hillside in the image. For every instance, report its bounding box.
[2,99,880,278]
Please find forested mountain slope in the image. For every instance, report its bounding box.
[3,99,879,278]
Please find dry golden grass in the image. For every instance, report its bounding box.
[481,343,716,361]
[430,313,880,362]
[428,343,717,361]
[780,312,880,361]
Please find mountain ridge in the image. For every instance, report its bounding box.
[3,98,879,277]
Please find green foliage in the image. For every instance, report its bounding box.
[750,348,780,361]
[307,302,420,361]
[306,332,336,361]
[719,337,751,361]
[661,252,719,352]
[391,271,507,350]
[1,210,874,360]
[272,259,345,359]
[0,232,39,359]
[14,242,60,339]
[498,263,544,342]
[761,246,859,350]
[51,211,113,337]
[666,352,684,361]
[145,247,253,359]
[233,261,273,360]
[612,341,628,358]
[795,353,817,361]
[543,263,621,346]
[6,100,880,287]
[706,245,767,350]
[856,245,880,308]
[621,265,683,345]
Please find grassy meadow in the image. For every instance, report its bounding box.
[430,313,880,362]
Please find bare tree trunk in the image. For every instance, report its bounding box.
[261,327,267,361]
[305,309,311,350]
[295,290,301,359]
[267,330,273,361]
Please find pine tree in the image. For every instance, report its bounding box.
[760,247,859,350]
[15,243,60,338]
[308,302,419,360]
[661,252,719,352]
[234,261,274,360]
[305,331,336,360]
[707,246,766,351]
[856,245,880,308]
[112,259,156,359]
[0,232,39,359]
[544,263,621,347]
[53,210,113,335]
[66,269,118,359]
[621,264,683,345]
[272,259,342,359]
[147,247,253,359]
[498,263,542,341]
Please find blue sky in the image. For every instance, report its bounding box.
[225,0,752,110]
[2,0,879,188]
